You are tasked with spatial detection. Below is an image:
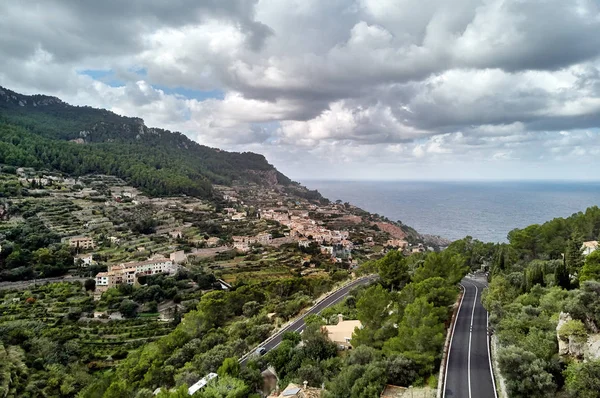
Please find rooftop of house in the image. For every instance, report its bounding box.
[582,240,598,248]
[323,315,362,343]
[380,384,407,397]
[270,383,322,398]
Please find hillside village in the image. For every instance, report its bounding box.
[1,166,437,292]
[0,164,454,397]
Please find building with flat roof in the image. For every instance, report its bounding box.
[322,314,362,349]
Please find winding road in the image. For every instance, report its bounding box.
[240,275,378,365]
[443,275,497,398]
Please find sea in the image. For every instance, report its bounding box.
[302,180,600,243]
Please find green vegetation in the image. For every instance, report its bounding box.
[444,206,600,398]
[0,86,295,198]
[0,282,177,397]
[246,249,467,397]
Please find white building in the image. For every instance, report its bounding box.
[582,241,599,256]
[188,373,218,395]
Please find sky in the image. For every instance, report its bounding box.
[1,0,600,181]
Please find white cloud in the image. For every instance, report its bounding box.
[1,0,600,180]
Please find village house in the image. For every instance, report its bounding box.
[231,212,247,221]
[322,314,362,349]
[255,232,273,245]
[233,237,251,252]
[386,239,408,249]
[169,230,183,239]
[269,382,322,398]
[68,236,95,250]
[582,241,599,256]
[298,238,311,248]
[169,250,187,264]
[95,256,178,290]
[74,253,95,267]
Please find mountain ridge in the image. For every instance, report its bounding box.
[0,86,302,199]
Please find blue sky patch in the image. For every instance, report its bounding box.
[79,69,124,87]
[155,85,225,101]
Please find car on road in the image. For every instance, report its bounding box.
[255,346,267,356]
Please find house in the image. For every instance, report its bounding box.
[255,232,273,245]
[582,241,599,256]
[188,373,218,395]
[386,239,408,249]
[169,230,183,239]
[170,250,187,264]
[269,382,322,398]
[380,385,409,397]
[69,236,95,250]
[231,212,246,221]
[206,237,220,247]
[233,236,251,252]
[298,238,311,248]
[96,257,178,289]
[74,253,95,267]
[322,314,362,349]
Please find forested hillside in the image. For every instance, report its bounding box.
[446,206,600,397]
[0,86,293,198]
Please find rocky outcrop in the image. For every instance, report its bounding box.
[0,86,63,106]
[374,222,406,239]
[557,312,600,360]
[246,169,280,186]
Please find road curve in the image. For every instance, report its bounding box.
[443,276,497,398]
[240,275,378,365]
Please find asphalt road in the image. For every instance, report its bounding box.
[443,276,497,398]
[240,275,378,365]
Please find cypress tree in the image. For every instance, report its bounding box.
[554,256,570,289]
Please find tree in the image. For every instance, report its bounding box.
[580,250,600,283]
[0,344,28,397]
[497,346,556,398]
[217,357,240,378]
[565,236,584,275]
[482,275,520,312]
[200,375,249,398]
[242,301,261,317]
[301,323,337,361]
[385,355,419,387]
[565,359,600,398]
[352,284,392,348]
[119,299,138,319]
[412,251,468,286]
[554,256,570,289]
[84,278,96,291]
[383,297,446,374]
[377,251,410,291]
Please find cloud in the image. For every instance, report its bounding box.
[1,0,600,180]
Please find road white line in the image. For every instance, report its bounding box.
[442,283,466,398]
[467,283,478,398]
[487,310,499,398]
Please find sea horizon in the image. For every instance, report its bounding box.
[302,179,600,243]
